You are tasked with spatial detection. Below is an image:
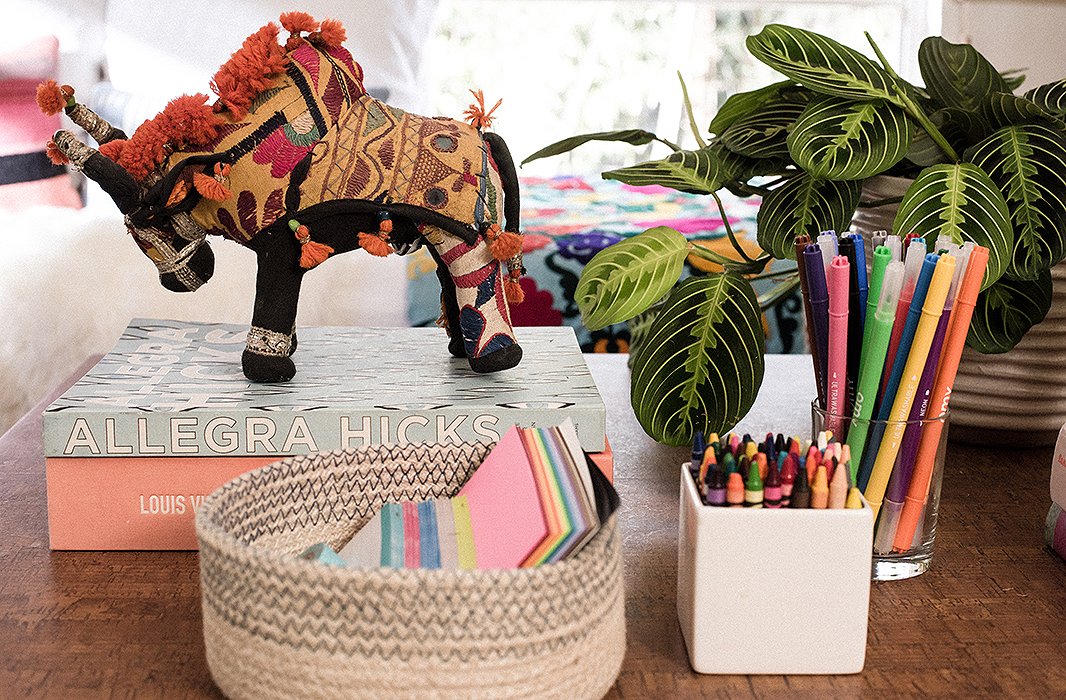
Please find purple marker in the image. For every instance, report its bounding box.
[804,243,830,404]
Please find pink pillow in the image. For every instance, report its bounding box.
[0,36,81,210]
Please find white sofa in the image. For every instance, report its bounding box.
[2,0,440,434]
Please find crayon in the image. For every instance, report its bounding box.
[691,429,706,474]
[780,454,797,507]
[744,462,764,508]
[805,448,820,484]
[790,466,811,509]
[726,472,745,507]
[845,487,864,509]
[699,449,717,485]
[755,452,768,481]
[705,466,727,507]
[828,456,849,508]
[811,465,830,509]
[764,458,783,508]
[722,452,737,475]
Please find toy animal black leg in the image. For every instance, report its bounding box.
[242,245,305,382]
[424,225,521,373]
[428,244,466,358]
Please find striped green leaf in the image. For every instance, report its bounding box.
[893,163,1013,290]
[982,92,1065,130]
[630,274,765,445]
[1002,69,1027,92]
[602,142,749,195]
[907,107,991,166]
[756,174,862,259]
[522,129,661,165]
[1025,79,1066,115]
[919,37,1009,112]
[966,271,1052,353]
[787,95,913,180]
[965,124,1066,280]
[575,226,689,330]
[721,97,807,158]
[708,80,794,135]
[745,24,904,105]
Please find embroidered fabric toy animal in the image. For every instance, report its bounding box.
[37,12,525,382]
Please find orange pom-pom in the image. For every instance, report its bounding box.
[193,172,232,201]
[280,11,318,34]
[210,23,286,119]
[487,226,523,260]
[313,18,346,48]
[358,232,394,257]
[505,277,525,305]
[378,218,393,234]
[45,140,69,165]
[299,239,334,268]
[214,162,231,178]
[98,138,126,162]
[36,80,66,115]
[463,89,503,130]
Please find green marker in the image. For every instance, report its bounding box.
[846,259,905,482]
[861,246,894,360]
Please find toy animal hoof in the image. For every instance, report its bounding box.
[448,334,467,358]
[242,350,297,383]
[468,342,522,374]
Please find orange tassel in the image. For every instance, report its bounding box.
[358,232,394,257]
[505,277,525,305]
[45,140,69,165]
[485,225,523,260]
[166,179,189,207]
[299,239,334,268]
[463,89,503,130]
[193,172,232,201]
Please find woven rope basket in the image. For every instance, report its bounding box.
[195,442,626,700]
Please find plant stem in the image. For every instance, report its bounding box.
[686,242,737,266]
[757,273,801,311]
[677,72,708,150]
[857,196,905,208]
[748,266,800,281]
[711,190,758,263]
[655,137,683,152]
[866,31,961,164]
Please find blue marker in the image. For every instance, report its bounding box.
[849,232,869,327]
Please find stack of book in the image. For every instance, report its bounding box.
[43,319,612,550]
[336,421,613,569]
[1047,423,1066,559]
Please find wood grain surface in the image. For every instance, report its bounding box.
[1,354,1064,698]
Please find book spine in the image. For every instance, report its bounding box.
[44,407,606,457]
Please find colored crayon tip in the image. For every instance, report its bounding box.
[811,465,830,509]
[691,429,706,462]
[744,462,764,508]
[706,466,728,506]
[755,452,768,480]
[726,471,745,507]
[790,466,811,509]
[722,452,737,474]
[845,487,864,509]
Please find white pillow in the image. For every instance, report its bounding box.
[12,0,108,90]
[102,0,440,114]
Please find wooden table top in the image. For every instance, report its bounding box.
[2,354,1065,698]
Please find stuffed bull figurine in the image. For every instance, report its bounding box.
[37,12,525,382]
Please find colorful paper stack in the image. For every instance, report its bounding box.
[334,420,608,569]
[797,230,990,553]
[1046,423,1066,560]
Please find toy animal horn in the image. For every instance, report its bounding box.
[37,81,127,144]
[51,130,141,214]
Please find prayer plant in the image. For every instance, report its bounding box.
[524,24,1066,446]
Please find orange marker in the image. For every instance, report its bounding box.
[893,246,989,551]
[811,465,830,509]
[726,472,745,507]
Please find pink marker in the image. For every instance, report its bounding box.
[826,255,850,433]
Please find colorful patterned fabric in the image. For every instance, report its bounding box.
[407,176,806,355]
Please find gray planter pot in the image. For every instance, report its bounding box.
[851,176,1066,446]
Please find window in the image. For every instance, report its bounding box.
[426,1,940,175]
